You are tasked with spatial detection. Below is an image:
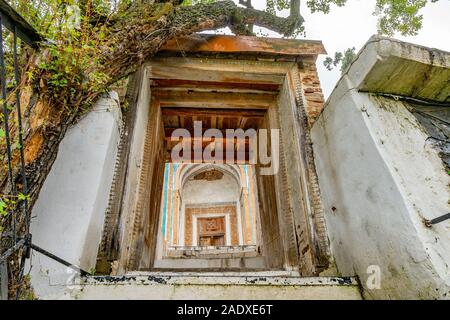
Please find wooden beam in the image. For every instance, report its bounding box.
[147,58,290,85]
[159,35,326,57]
[166,127,225,137]
[165,136,251,146]
[165,127,260,136]
[161,107,266,118]
[155,90,275,109]
[151,79,280,92]
[167,150,253,164]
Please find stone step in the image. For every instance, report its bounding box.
[67,272,363,300]
[153,256,267,269]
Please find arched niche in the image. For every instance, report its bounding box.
[173,164,246,247]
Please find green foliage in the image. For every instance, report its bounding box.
[0,193,29,235]
[304,0,439,36]
[374,0,440,36]
[17,193,30,201]
[6,1,122,38]
[6,0,440,45]
[0,199,7,217]
[13,1,113,109]
[182,0,215,6]
[324,47,356,74]
[266,0,291,15]
[306,0,348,13]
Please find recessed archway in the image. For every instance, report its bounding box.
[153,163,262,269]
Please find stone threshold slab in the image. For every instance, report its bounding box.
[82,272,358,287]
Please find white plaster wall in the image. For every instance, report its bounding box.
[28,92,122,298]
[311,77,450,299]
[183,173,239,205]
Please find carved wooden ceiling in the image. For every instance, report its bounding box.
[151,76,277,163]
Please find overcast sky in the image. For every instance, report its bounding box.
[215,0,450,99]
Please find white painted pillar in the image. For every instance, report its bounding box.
[192,215,198,247]
[225,214,231,246]
[179,202,186,246]
[236,200,244,245]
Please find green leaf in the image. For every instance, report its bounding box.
[0,200,7,216]
[18,193,27,201]
[0,128,5,138]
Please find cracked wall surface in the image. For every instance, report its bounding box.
[312,36,450,299]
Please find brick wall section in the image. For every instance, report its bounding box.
[185,205,239,246]
[299,57,326,125]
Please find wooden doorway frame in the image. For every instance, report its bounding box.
[98,56,330,276]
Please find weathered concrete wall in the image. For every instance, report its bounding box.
[28,92,122,298]
[67,273,362,300]
[311,36,450,299]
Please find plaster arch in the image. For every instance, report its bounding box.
[167,163,250,247]
[177,163,244,192]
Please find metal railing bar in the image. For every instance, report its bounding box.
[0,16,17,246]
[13,24,30,298]
[13,25,29,233]
[29,243,89,276]
[0,0,42,47]
[426,213,450,227]
[0,3,42,299]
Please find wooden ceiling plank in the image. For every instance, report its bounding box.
[161,107,266,118]
[154,90,275,109]
[150,79,280,93]
[147,58,289,84]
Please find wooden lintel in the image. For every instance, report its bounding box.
[159,35,327,57]
[161,107,266,118]
[154,91,275,109]
[165,127,257,137]
[165,136,251,145]
[151,79,280,92]
[167,151,253,164]
[147,58,289,85]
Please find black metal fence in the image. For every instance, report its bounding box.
[0,0,41,300]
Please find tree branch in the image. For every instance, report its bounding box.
[239,5,304,36]
[290,0,301,19]
[103,0,305,82]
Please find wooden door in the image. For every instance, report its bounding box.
[197,217,225,247]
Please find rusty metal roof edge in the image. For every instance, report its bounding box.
[161,34,327,57]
